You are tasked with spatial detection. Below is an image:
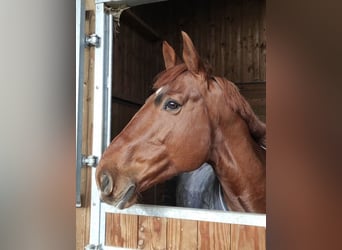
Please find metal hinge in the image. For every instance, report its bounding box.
[82,155,98,167]
[85,244,103,250]
[85,33,100,47]
[76,154,98,208]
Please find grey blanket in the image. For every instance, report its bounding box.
[176,163,228,211]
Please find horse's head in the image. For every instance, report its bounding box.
[95,32,215,208]
[95,31,266,210]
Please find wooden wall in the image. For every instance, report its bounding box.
[105,213,265,249]
[132,0,266,83]
[112,21,162,105]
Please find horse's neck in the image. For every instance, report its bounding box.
[209,117,266,213]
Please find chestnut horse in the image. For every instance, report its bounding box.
[95,31,266,213]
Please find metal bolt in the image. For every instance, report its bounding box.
[85,34,100,48]
[82,155,97,167]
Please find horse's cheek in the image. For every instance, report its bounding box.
[174,128,210,171]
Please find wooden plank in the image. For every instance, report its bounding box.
[219,12,226,77]
[167,218,198,250]
[85,0,95,11]
[76,10,95,250]
[253,1,261,81]
[237,82,266,111]
[198,221,231,250]
[76,207,89,250]
[240,90,266,99]
[112,15,161,104]
[225,0,236,81]
[236,1,243,82]
[259,0,266,81]
[240,0,247,82]
[231,224,266,250]
[138,216,167,249]
[246,98,266,107]
[237,81,266,120]
[246,0,254,82]
[105,213,138,248]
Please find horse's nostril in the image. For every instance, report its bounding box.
[100,173,113,195]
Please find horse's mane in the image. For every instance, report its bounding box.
[152,64,266,148]
[213,76,266,148]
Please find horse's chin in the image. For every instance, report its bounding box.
[117,197,137,209]
[109,183,137,209]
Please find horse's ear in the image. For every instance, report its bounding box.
[162,41,177,69]
[181,31,200,73]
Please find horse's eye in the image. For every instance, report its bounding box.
[164,100,181,112]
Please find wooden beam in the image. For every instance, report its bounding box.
[123,9,162,41]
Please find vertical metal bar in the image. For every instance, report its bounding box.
[103,14,113,148]
[99,8,113,247]
[99,200,108,246]
[90,2,113,246]
[90,3,104,245]
[76,0,85,208]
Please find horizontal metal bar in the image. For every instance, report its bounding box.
[101,203,266,227]
[102,247,135,250]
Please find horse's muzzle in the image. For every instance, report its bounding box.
[98,172,136,209]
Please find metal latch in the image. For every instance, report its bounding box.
[82,155,98,167]
[85,34,100,47]
[85,244,103,250]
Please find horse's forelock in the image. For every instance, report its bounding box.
[153,64,187,90]
[213,76,266,147]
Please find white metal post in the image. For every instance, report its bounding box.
[89,2,113,246]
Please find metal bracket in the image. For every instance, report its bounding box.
[85,244,103,250]
[76,154,98,208]
[86,34,101,47]
[82,155,98,167]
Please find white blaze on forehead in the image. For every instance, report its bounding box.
[155,87,164,96]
